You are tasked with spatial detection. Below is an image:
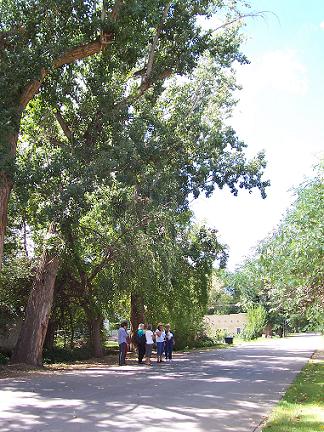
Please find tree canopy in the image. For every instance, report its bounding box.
[0,0,273,364]
[224,163,324,332]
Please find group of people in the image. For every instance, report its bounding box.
[118,321,174,366]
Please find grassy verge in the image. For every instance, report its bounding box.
[262,350,324,432]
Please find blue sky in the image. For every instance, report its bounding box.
[191,0,324,269]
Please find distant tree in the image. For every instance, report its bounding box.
[207,270,239,314]
[226,164,324,332]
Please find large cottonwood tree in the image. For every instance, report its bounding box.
[6,1,270,365]
[1,0,246,269]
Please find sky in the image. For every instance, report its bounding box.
[191,0,324,270]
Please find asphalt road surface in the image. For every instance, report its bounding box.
[0,334,322,432]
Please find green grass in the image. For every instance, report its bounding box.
[262,352,324,432]
[104,340,119,349]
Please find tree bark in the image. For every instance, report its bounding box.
[68,308,75,350]
[11,245,60,365]
[43,318,57,351]
[88,316,104,358]
[0,129,19,271]
[0,174,12,271]
[130,292,145,349]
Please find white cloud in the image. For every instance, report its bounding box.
[320,21,324,29]
[191,48,320,269]
[237,49,308,96]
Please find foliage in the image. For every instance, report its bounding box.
[43,346,114,364]
[0,256,32,334]
[242,305,267,340]
[1,1,273,359]
[0,352,9,365]
[224,164,323,332]
[207,270,240,314]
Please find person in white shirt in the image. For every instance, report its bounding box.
[155,323,166,363]
[145,324,154,366]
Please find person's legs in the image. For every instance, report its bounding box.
[169,344,173,361]
[139,344,145,363]
[145,344,152,365]
[165,342,168,360]
[157,342,164,362]
[119,342,126,365]
[156,342,160,362]
[165,342,170,360]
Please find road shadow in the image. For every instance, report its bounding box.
[0,334,321,432]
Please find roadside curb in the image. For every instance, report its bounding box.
[252,416,268,432]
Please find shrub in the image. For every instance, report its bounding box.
[242,305,267,340]
[0,352,9,365]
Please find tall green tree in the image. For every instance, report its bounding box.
[9,3,271,364]
[1,0,251,268]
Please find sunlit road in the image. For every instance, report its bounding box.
[0,334,322,432]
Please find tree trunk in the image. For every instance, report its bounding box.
[0,130,19,270]
[0,174,12,270]
[43,318,57,351]
[68,308,75,350]
[88,316,104,358]
[11,246,60,365]
[130,292,145,350]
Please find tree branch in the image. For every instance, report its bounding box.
[82,68,172,147]
[211,11,270,33]
[54,107,73,142]
[65,226,87,287]
[17,0,127,110]
[142,1,172,84]
[89,247,114,283]
[19,34,113,110]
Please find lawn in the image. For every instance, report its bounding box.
[262,350,324,432]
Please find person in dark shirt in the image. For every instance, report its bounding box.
[136,323,146,364]
[164,323,174,362]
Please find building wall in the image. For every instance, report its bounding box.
[204,313,247,336]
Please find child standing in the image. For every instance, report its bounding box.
[164,323,174,362]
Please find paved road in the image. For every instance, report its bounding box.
[0,334,322,432]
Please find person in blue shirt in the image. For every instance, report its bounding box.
[118,321,129,366]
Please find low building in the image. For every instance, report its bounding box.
[204,313,247,336]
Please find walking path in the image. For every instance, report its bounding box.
[0,334,322,432]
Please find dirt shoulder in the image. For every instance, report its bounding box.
[0,349,192,380]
